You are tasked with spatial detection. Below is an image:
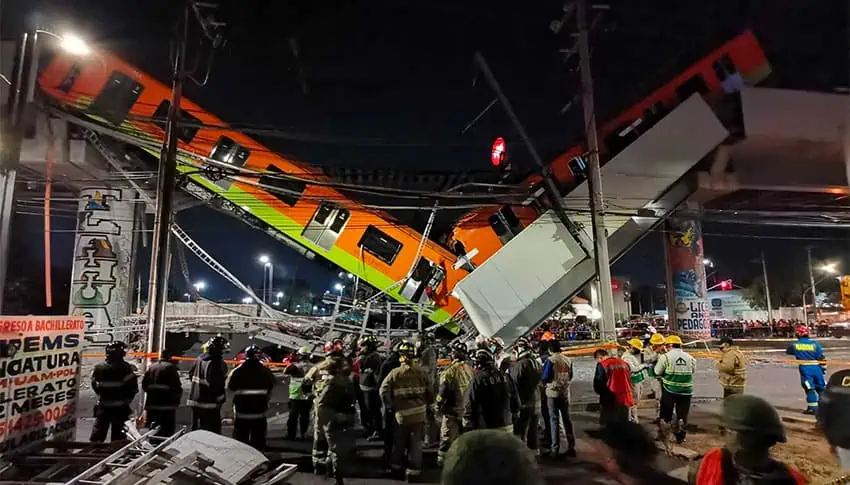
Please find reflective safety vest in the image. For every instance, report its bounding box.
[227,359,276,419]
[286,362,310,401]
[695,448,806,485]
[380,361,433,424]
[92,360,138,409]
[654,348,696,395]
[187,354,228,409]
[621,351,646,385]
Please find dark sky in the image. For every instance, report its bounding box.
[3,0,850,303]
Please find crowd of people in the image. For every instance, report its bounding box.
[86,325,850,485]
[711,319,835,338]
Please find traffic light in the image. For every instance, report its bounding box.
[491,137,507,167]
[719,279,732,291]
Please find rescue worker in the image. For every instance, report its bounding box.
[141,348,182,437]
[316,353,357,485]
[786,325,827,415]
[510,337,543,452]
[593,348,635,425]
[716,336,747,397]
[437,341,474,466]
[463,348,519,434]
[441,430,544,485]
[356,335,384,440]
[284,345,313,440]
[415,332,439,448]
[187,336,229,433]
[306,338,349,474]
[91,341,138,442]
[688,394,806,484]
[227,344,277,450]
[379,341,403,465]
[380,341,433,481]
[620,338,647,423]
[654,334,696,444]
[818,368,850,470]
[540,339,577,457]
[645,333,667,423]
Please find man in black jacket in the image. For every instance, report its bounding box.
[463,348,519,432]
[509,337,543,452]
[91,341,138,442]
[379,342,402,463]
[188,336,229,433]
[818,368,850,470]
[227,345,277,449]
[142,348,182,437]
[356,335,383,440]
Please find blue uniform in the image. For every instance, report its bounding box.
[785,336,826,413]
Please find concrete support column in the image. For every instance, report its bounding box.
[664,215,710,338]
[69,188,137,345]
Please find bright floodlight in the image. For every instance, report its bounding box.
[347,272,355,280]
[819,263,839,274]
[193,281,206,291]
[242,296,253,304]
[60,33,90,56]
[703,258,713,267]
[334,282,344,291]
[258,254,270,264]
[276,291,284,299]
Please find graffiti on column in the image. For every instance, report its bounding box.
[69,188,134,344]
[666,218,710,337]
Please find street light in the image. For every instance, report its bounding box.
[0,29,91,314]
[703,258,714,268]
[257,255,273,303]
[242,296,253,304]
[276,291,284,299]
[183,293,191,302]
[333,282,344,295]
[193,281,206,292]
[819,263,839,274]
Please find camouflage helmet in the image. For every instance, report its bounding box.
[722,394,786,443]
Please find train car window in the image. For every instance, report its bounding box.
[675,75,709,101]
[358,225,403,265]
[402,258,446,303]
[329,209,350,233]
[152,100,202,144]
[568,156,586,180]
[500,206,523,236]
[258,165,307,207]
[57,63,83,94]
[209,136,250,169]
[88,71,144,126]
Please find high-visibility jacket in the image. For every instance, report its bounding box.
[285,361,310,401]
[716,346,747,391]
[437,360,474,416]
[654,348,696,395]
[692,448,805,485]
[594,357,635,407]
[142,359,181,411]
[226,359,276,419]
[187,353,228,409]
[92,359,138,409]
[621,351,647,385]
[542,353,572,398]
[379,361,433,424]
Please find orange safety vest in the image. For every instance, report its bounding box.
[696,448,807,485]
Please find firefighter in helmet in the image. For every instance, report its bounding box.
[91,341,138,442]
[141,348,182,437]
[188,336,229,433]
[306,338,349,474]
[284,345,314,440]
[356,334,384,440]
[463,348,519,433]
[437,341,474,465]
[227,344,277,449]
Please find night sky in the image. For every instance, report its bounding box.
[2,0,850,307]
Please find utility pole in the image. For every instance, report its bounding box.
[577,0,616,340]
[0,32,39,314]
[761,251,774,335]
[146,0,189,364]
[807,246,817,324]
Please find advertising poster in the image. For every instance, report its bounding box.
[0,316,84,455]
[666,219,710,338]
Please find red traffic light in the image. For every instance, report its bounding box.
[491,137,507,167]
[719,279,732,290]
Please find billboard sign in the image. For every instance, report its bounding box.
[0,316,84,455]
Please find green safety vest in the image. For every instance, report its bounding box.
[655,349,695,395]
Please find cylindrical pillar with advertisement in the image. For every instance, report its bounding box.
[664,217,710,338]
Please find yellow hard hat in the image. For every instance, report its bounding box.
[665,335,683,345]
[627,338,644,350]
[649,333,665,345]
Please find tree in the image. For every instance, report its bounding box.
[742,277,767,310]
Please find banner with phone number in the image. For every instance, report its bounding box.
[0,316,84,456]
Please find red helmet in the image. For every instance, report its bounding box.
[323,338,345,355]
[795,325,810,337]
